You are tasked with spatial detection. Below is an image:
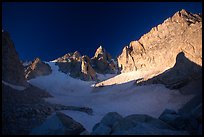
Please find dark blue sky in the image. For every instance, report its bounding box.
[2,2,202,61]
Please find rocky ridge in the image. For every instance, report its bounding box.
[55,46,117,81]
[2,31,28,86]
[117,9,202,74]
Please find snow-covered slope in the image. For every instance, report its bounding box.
[2,80,27,91]
[95,68,170,87]
[28,62,194,132]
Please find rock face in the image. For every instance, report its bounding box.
[31,112,86,135]
[2,31,28,86]
[55,46,117,80]
[117,9,202,74]
[25,58,52,80]
[91,112,189,135]
[91,46,117,74]
[56,51,82,78]
[55,51,97,81]
[81,55,97,81]
[159,107,202,135]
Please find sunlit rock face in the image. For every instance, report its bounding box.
[55,51,97,81]
[55,51,82,78]
[81,55,97,81]
[117,9,202,73]
[2,31,28,86]
[91,46,117,74]
[55,47,117,81]
[25,58,52,80]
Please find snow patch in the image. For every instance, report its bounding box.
[2,80,26,91]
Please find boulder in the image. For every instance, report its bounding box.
[91,112,123,135]
[100,112,123,128]
[112,122,188,135]
[112,114,175,133]
[30,112,85,135]
[25,58,52,80]
[92,112,189,135]
[91,123,111,135]
[159,108,201,134]
[159,109,186,130]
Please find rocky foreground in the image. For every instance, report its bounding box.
[2,83,92,135]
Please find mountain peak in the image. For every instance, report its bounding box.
[94,45,106,58]
[99,45,103,49]
[118,9,202,73]
[172,9,202,24]
[179,9,188,15]
[34,57,41,62]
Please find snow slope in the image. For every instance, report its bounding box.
[2,80,27,91]
[29,62,194,132]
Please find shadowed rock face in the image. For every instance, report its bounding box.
[31,112,86,135]
[25,58,52,80]
[136,52,202,90]
[117,9,202,73]
[2,31,28,86]
[55,46,117,80]
[92,112,189,135]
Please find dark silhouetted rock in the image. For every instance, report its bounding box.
[112,122,188,135]
[2,31,28,86]
[91,112,123,135]
[100,112,123,128]
[30,112,85,135]
[92,112,189,135]
[91,123,111,135]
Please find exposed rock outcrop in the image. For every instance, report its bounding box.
[91,46,117,74]
[117,9,202,74]
[81,55,97,81]
[91,112,189,135]
[136,52,202,89]
[31,112,86,135]
[55,51,97,81]
[2,31,28,86]
[25,58,52,80]
[159,106,202,135]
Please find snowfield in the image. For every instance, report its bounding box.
[28,62,194,132]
